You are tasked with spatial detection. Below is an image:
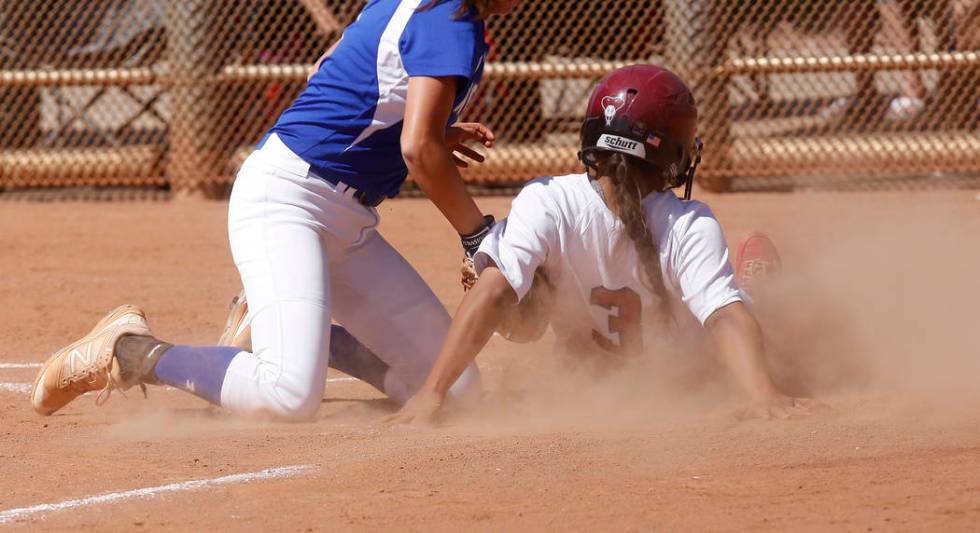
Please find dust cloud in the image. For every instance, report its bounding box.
[453,193,980,431]
[765,197,980,405]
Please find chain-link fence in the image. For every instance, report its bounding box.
[1,0,978,195]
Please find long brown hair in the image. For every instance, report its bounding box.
[596,152,672,322]
[417,0,487,19]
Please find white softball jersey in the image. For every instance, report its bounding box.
[475,173,743,353]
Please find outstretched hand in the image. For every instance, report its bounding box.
[736,394,828,421]
[446,122,495,168]
[461,256,479,292]
[383,390,444,427]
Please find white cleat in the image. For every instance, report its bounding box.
[218,289,252,352]
[31,305,151,415]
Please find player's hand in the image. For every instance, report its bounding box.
[459,215,494,287]
[383,390,444,427]
[736,394,826,421]
[461,256,479,292]
[446,122,495,168]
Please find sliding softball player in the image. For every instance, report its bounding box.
[390,65,819,424]
[31,0,523,420]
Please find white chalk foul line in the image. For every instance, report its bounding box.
[0,465,315,525]
[0,383,31,394]
[0,363,42,369]
[2,377,358,397]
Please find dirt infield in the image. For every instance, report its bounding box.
[1,188,979,531]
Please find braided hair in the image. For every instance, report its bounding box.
[594,152,672,323]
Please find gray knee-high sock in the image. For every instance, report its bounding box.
[328,325,389,395]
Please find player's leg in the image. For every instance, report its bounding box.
[329,230,481,404]
[125,159,336,419]
[323,324,390,395]
[217,290,392,396]
[207,164,334,419]
[215,146,411,413]
[32,154,336,419]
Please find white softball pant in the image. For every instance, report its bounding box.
[220,133,479,419]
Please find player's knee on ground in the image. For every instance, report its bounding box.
[260,382,322,421]
[230,369,324,421]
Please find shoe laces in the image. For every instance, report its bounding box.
[94,375,119,406]
[94,374,148,407]
[69,365,106,388]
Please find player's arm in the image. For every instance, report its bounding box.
[705,302,820,419]
[387,180,557,426]
[385,267,517,426]
[673,210,820,419]
[401,76,493,236]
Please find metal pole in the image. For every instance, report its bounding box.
[166,0,220,198]
[664,0,733,192]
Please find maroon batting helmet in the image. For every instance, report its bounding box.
[580,64,703,199]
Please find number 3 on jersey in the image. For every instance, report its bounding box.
[590,286,642,354]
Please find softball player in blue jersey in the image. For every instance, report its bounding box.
[32,0,523,420]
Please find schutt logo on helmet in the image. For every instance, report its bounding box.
[597,134,644,158]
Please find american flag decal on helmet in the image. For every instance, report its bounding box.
[646,134,661,148]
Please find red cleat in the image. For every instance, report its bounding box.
[735,232,782,299]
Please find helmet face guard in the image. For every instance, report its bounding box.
[579,65,702,200]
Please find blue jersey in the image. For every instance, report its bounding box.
[269,0,488,199]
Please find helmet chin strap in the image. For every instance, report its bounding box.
[682,139,704,201]
[580,150,608,204]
